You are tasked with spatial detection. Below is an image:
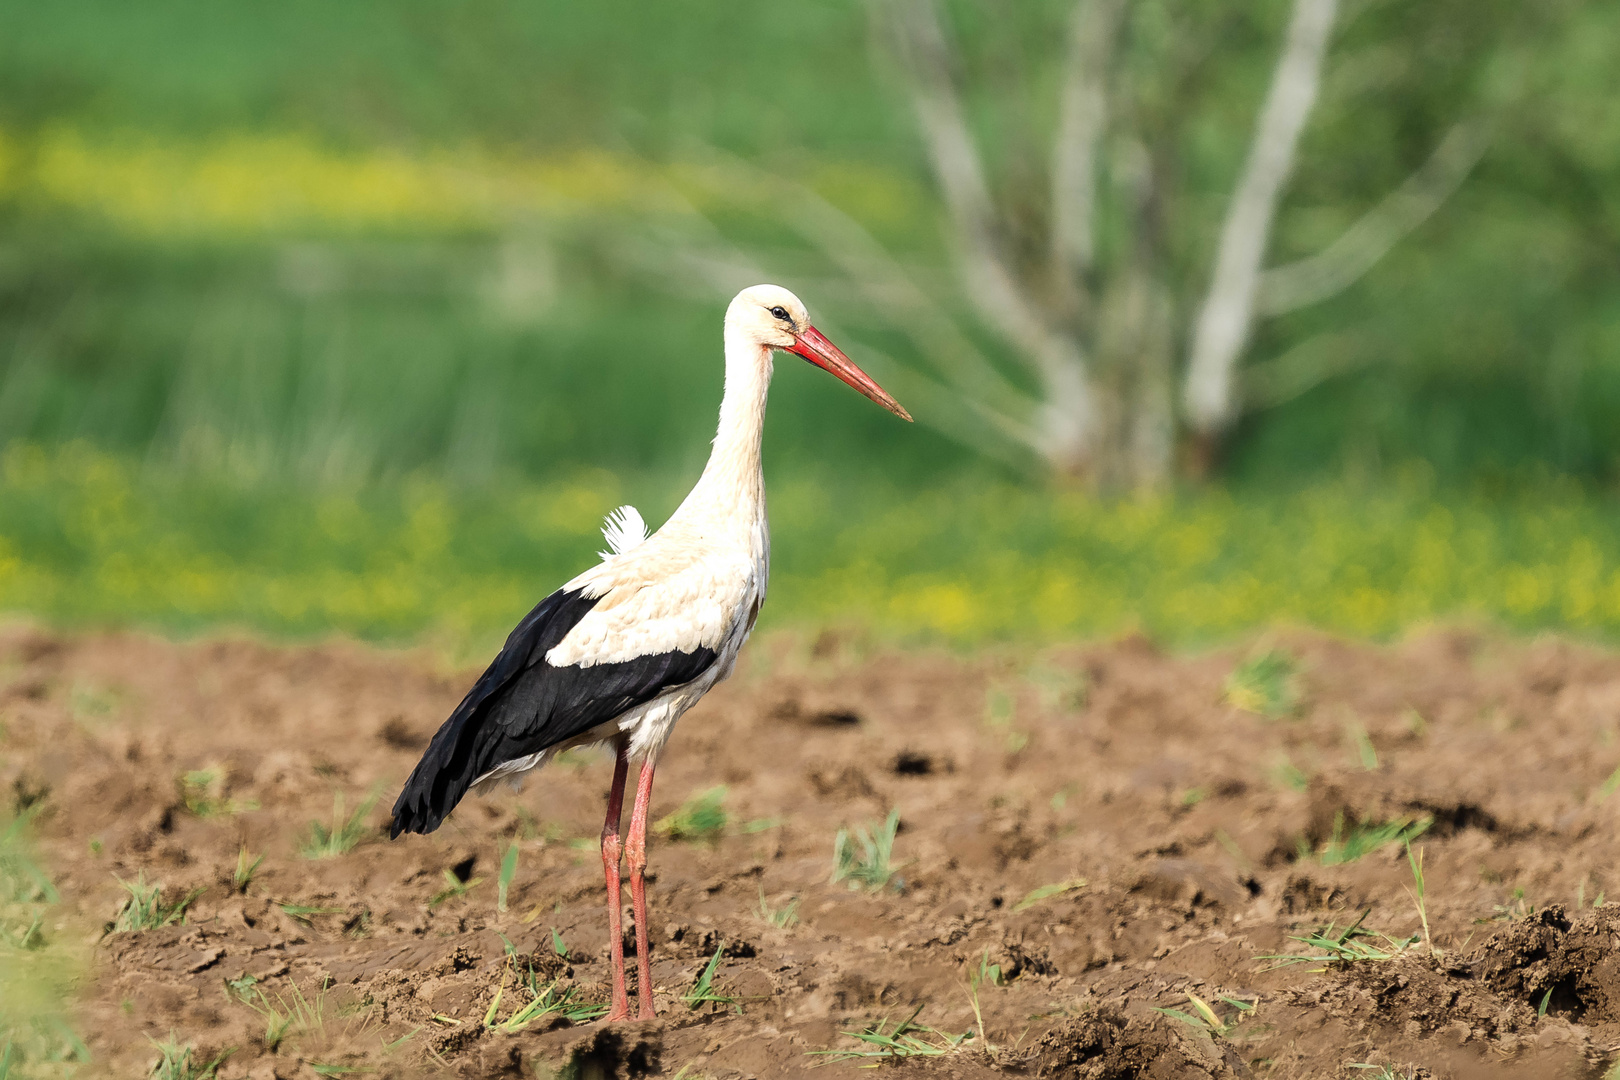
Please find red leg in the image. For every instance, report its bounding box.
[625,758,658,1020]
[600,737,632,1022]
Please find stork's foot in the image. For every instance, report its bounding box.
[603,1003,656,1023]
[603,989,654,1023]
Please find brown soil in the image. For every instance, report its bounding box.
[4,624,1620,1079]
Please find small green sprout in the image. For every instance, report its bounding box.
[984,685,1029,752]
[1490,887,1537,921]
[1271,759,1310,792]
[808,1005,974,1063]
[971,949,1005,990]
[179,766,258,818]
[1597,766,1620,802]
[1405,843,1435,955]
[237,980,327,1052]
[113,874,205,933]
[1260,910,1419,970]
[1348,1065,1420,1080]
[485,978,605,1031]
[1012,878,1086,912]
[1301,813,1431,865]
[683,943,737,1010]
[755,887,800,929]
[233,847,263,893]
[1154,992,1255,1038]
[831,808,902,893]
[428,868,484,909]
[298,792,378,860]
[225,974,259,1002]
[497,840,519,913]
[278,903,345,924]
[654,786,729,842]
[1224,650,1300,718]
[146,1034,233,1080]
[1346,724,1379,771]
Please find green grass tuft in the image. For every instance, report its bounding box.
[428,868,484,909]
[1154,992,1256,1039]
[1349,1064,1421,1079]
[485,978,605,1032]
[178,766,258,818]
[1405,843,1436,955]
[831,809,903,893]
[1261,910,1420,969]
[146,1034,233,1080]
[808,1005,974,1064]
[1271,759,1311,792]
[298,792,379,860]
[1012,878,1086,912]
[113,874,205,933]
[654,787,729,843]
[1598,766,1620,802]
[755,888,799,929]
[1347,724,1380,771]
[237,980,327,1052]
[1223,650,1301,718]
[497,841,520,913]
[278,903,345,925]
[1303,813,1432,866]
[481,936,605,1031]
[233,848,263,893]
[683,944,737,1011]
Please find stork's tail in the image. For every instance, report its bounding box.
[390,707,486,837]
[390,746,464,837]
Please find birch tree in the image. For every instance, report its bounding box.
[857,0,1485,485]
[611,0,1487,486]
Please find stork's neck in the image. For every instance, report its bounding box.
[673,326,771,529]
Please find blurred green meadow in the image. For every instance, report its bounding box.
[0,0,1618,654]
[8,443,1620,655]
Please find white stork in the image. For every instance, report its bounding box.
[390,285,910,1021]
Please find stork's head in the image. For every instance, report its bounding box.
[727,284,912,421]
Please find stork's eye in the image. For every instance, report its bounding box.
[769,305,790,322]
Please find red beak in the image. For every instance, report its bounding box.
[786,325,913,422]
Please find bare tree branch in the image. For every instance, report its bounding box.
[873,0,1098,464]
[1182,0,1339,436]
[837,343,1047,469]
[1241,329,1366,408]
[1256,121,1490,315]
[1050,0,1125,301]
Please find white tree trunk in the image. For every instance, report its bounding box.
[1182,0,1339,437]
[1049,0,1124,305]
[877,0,1099,472]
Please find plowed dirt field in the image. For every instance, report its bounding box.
[4,625,1620,1079]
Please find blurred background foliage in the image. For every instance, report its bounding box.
[0,0,1617,649]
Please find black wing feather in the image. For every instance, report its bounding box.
[390,586,717,837]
